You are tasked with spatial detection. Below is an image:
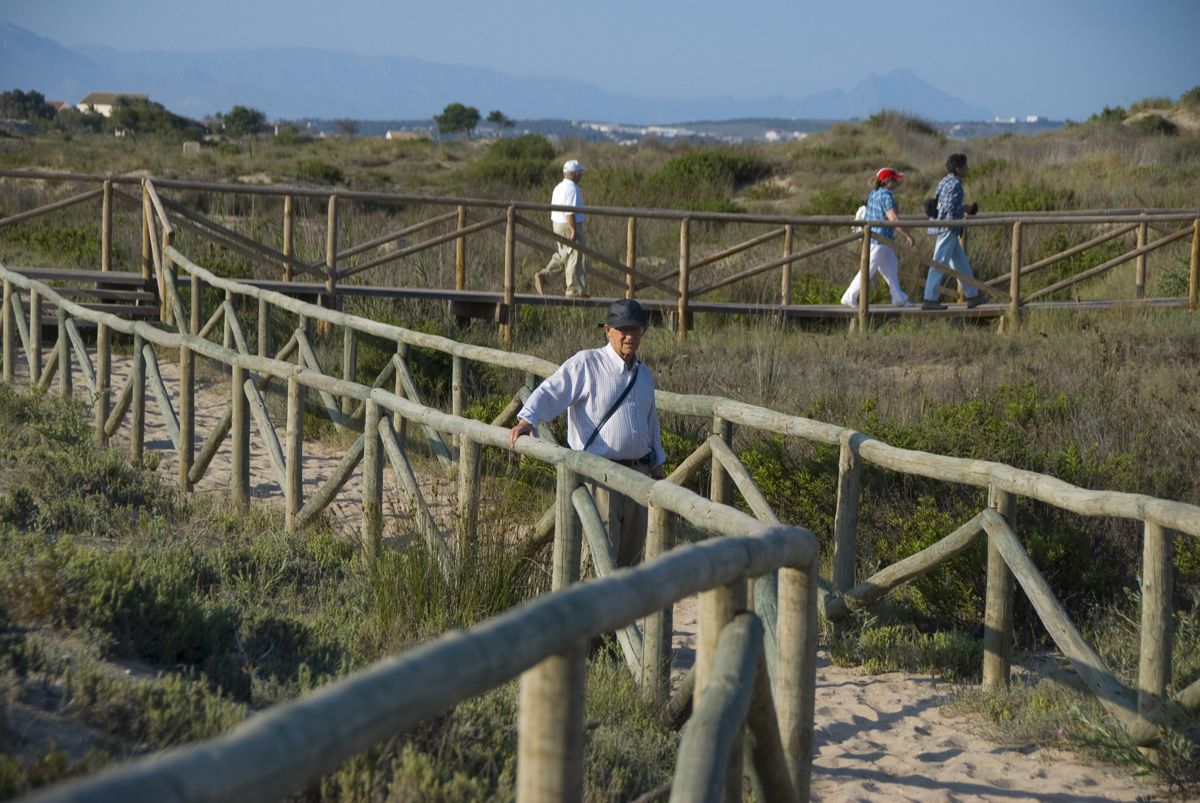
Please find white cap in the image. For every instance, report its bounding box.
[562,159,585,174]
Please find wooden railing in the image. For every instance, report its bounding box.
[1,170,1198,343]
[5,234,1200,796]
[3,169,1200,799]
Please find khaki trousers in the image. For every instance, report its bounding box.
[587,463,650,569]
[538,221,587,296]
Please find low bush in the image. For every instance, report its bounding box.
[295,159,345,185]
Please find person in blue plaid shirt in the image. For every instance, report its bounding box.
[841,167,915,308]
[922,153,985,310]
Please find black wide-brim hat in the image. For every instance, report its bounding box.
[601,299,648,328]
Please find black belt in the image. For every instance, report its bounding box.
[612,451,654,468]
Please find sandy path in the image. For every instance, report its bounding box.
[670,595,1153,801]
[15,352,1155,801]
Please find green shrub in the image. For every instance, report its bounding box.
[1089,106,1127,124]
[1131,114,1178,136]
[1129,97,1173,113]
[831,623,981,680]
[796,186,862,216]
[981,182,1077,212]
[1179,85,1200,112]
[295,160,345,185]
[467,134,557,189]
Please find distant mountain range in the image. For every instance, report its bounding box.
[0,22,993,124]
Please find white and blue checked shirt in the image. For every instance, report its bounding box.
[517,344,665,465]
[928,173,964,237]
[865,187,898,240]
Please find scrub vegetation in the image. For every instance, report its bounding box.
[0,87,1198,798]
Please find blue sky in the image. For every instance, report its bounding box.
[5,0,1198,119]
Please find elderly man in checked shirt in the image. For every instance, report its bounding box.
[508,299,666,568]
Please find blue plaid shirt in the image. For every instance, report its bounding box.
[865,187,897,240]
[928,173,964,237]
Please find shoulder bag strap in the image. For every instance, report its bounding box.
[583,364,639,452]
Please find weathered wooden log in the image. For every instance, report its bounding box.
[142,345,180,451]
[708,433,775,522]
[241,378,286,490]
[709,419,733,507]
[833,431,864,598]
[571,486,644,678]
[377,416,448,563]
[776,563,817,801]
[294,433,365,531]
[824,512,986,621]
[516,641,588,803]
[1132,521,1174,747]
[983,487,1016,690]
[129,332,144,465]
[743,643,799,803]
[64,317,95,394]
[56,310,71,399]
[361,400,383,558]
[230,363,250,506]
[696,577,744,802]
[980,509,1137,729]
[671,613,761,803]
[642,504,674,701]
[285,374,303,530]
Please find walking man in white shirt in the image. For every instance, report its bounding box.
[535,159,588,298]
[508,299,665,567]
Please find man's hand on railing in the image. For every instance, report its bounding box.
[508,419,534,448]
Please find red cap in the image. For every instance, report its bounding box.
[876,167,904,182]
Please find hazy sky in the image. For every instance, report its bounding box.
[5,0,1198,119]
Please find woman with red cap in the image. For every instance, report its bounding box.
[841,167,915,308]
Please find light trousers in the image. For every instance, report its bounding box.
[841,241,908,306]
[539,221,587,296]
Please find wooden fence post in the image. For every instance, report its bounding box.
[832,431,862,598]
[231,362,250,506]
[1,280,12,384]
[282,194,295,282]
[140,181,152,282]
[286,374,304,531]
[777,562,818,801]
[93,309,110,444]
[1135,218,1147,300]
[1008,221,1022,332]
[552,464,580,590]
[324,193,338,326]
[342,328,357,415]
[856,227,871,331]
[696,577,745,802]
[1135,521,1174,748]
[501,205,516,344]
[625,216,637,299]
[101,178,112,273]
[983,485,1016,689]
[56,309,71,399]
[258,297,270,358]
[130,331,145,466]
[516,641,586,803]
[178,339,194,491]
[710,415,732,506]
[451,354,464,421]
[29,289,41,385]
[641,504,674,701]
[223,289,234,350]
[362,399,383,559]
[677,217,690,343]
[162,226,175,327]
[1189,217,1198,312]
[457,434,481,544]
[455,205,467,291]
[780,223,794,307]
[393,341,408,442]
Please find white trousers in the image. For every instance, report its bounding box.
[841,241,908,306]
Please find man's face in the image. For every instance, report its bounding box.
[605,324,644,361]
